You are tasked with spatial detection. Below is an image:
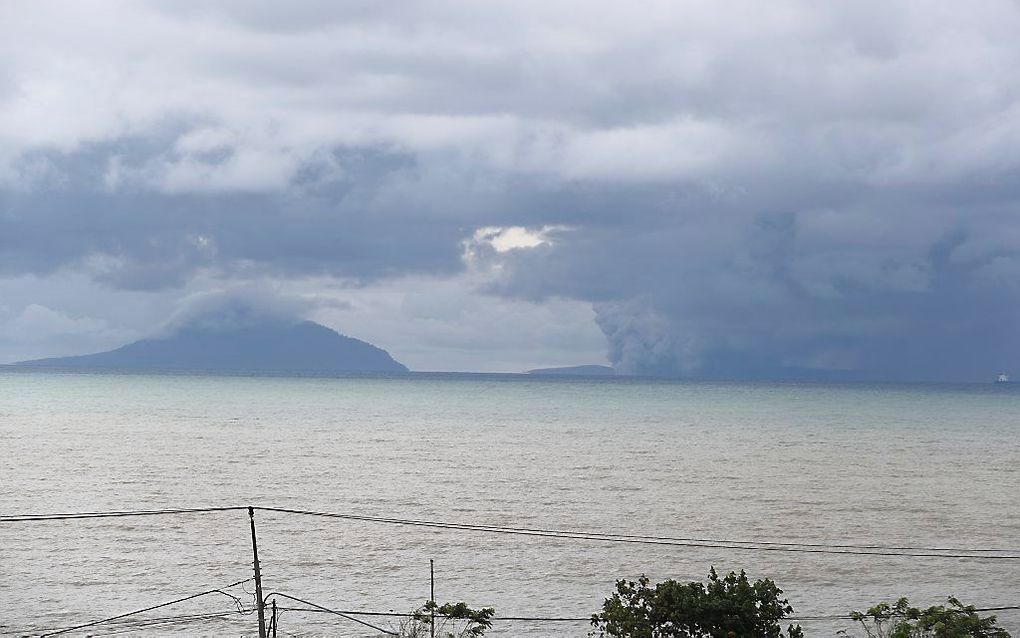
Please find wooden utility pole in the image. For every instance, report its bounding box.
[271,598,278,638]
[430,559,436,638]
[249,506,268,638]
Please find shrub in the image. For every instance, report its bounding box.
[397,600,495,638]
[590,568,803,638]
[840,596,1011,638]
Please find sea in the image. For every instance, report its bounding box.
[1,369,1019,637]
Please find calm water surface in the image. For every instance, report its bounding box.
[2,370,1019,636]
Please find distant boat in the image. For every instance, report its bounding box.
[996,372,1011,384]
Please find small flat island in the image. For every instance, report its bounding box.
[526,364,615,376]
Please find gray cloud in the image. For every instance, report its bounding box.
[2,1,1020,379]
[156,287,314,335]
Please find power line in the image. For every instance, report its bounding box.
[426,525,1015,553]
[0,612,241,637]
[53,611,244,637]
[269,600,1020,620]
[276,606,593,622]
[3,505,1017,558]
[264,592,399,636]
[11,602,1018,636]
[0,505,245,523]
[262,508,1014,553]
[6,504,1019,635]
[790,604,1020,622]
[35,578,253,637]
[253,506,1020,560]
[277,608,415,618]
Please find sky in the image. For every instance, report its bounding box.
[1,1,1019,380]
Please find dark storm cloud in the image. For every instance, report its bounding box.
[477,186,1020,382]
[2,1,1020,379]
[0,140,469,287]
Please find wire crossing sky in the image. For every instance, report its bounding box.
[2,1,1019,379]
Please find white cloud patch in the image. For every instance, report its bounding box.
[468,225,568,254]
[2,304,109,340]
[0,302,136,362]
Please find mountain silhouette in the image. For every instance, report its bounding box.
[17,320,409,374]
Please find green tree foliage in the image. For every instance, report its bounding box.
[397,600,495,638]
[589,568,804,638]
[840,597,1011,638]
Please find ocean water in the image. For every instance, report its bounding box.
[1,370,1019,637]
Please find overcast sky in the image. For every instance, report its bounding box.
[2,1,1019,380]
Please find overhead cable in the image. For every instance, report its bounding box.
[264,592,399,636]
[0,505,245,523]
[36,578,252,637]
[254,506,1020,560]
[3,504,1018,557]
